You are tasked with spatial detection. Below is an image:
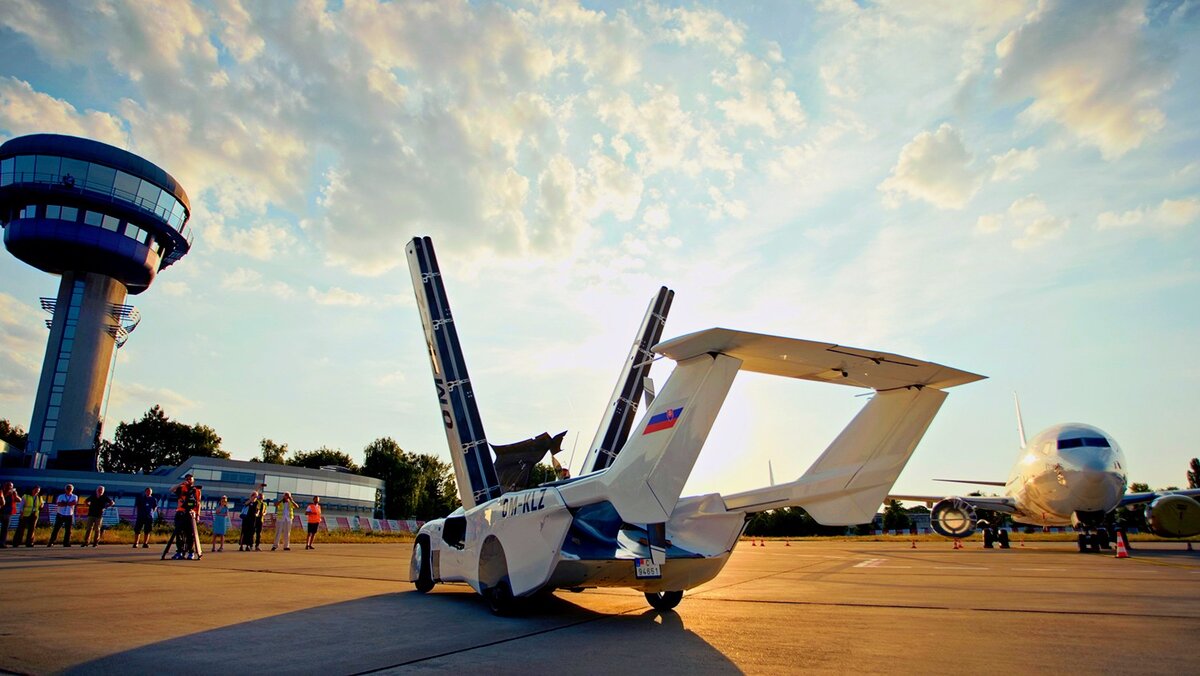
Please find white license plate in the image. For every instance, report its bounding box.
[634,558,661,579]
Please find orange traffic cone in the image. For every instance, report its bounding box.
[911,539,917,549]
[760,538,766,547]
[785,539,791,547]
[952,539,962,550]
[1115,531,1130,559]
[751,539,757,547]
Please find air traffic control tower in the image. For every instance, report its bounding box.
[0,134,193,470]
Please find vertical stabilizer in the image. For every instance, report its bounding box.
[1013,392,1027,448]
[580,286,674,474]
[406,237,501,509]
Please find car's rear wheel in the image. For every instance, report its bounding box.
[645,590,683,610]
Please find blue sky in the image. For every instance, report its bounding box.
[1,0,1198,499]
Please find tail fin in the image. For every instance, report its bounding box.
[406,236,501,509]
[1013,392,1027,448]
[721,387,949,524]
[580,286,673,474]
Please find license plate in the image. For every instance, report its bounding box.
[634,558,661,579]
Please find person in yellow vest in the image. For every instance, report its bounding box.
[271,492,299,551]
[12,485,44,547]
[304,496,322,550]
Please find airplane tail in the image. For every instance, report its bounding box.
[580,286,674,475]
[721,387,948,524]
[1014,392,1027,448]
[406,236,501,509]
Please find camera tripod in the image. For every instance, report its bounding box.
[160,511,203,561]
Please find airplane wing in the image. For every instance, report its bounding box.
[1119,487,1200,508]
[888,493,1019,514]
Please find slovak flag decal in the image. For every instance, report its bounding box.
[643,406,684,435]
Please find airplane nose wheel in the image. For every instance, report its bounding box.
[645,590,683,611]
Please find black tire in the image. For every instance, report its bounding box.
[998,529,1010,549]
[486,579,517,616]
[983,528,995,548]
[413,539,434,593]
[1096,528,1111,550]
[645,590,683,611]
[1077,533,1088,552]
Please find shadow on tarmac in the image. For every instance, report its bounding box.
[67,588,738,675]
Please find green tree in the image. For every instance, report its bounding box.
[0,419,28,449]
[257,438,289,465]
[1129,482,1150,493]
[362,438,457,520]
[1188,458,1199,489]
[287,446,360,473]
[98,405,229,474]
[882,499,911,531]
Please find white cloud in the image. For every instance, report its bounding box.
[219,268,296,299]
[205,220,296,261]
[110,382,196,413]
[976,194,1070,248]
[306,286,369,307]
[0,293,45,403]
[989,147,1039,181]
[879,123,982,209]
[1098,197,1200,230]
[0,77,127,145]
[993,0,1176,159]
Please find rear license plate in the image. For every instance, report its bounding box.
[634,558,661,579]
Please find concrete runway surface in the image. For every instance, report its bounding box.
[0,539,1196,675]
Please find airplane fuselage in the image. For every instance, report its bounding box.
[1004,423,1127,527]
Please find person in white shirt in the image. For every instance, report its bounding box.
[272,492,300,551]
[48,484,78,547]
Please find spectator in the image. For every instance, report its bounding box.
[212,496,230,553]
[83,486,115,547]
[47,484,78,547]
[133,488,158,549]
[171,474,202,560]
[272,492,299,551]
[305,496,322,550]
[0,481,18,548]
[13,486,44,547]
[239,491,264,552]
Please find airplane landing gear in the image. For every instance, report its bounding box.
[645,590,683,611]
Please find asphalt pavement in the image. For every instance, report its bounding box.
[0,539,1196,674]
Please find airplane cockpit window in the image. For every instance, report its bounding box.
[1057,437,1110,450]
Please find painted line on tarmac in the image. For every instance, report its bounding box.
[933,566,988,570]
[1013,567,1065,571]
[686,596,1200,620]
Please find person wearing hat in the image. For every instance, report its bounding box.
[272,492,300,551]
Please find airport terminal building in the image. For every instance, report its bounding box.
[0,455,383,519]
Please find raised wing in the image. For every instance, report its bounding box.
[1120,487,1200,507]
[654,328,985,390]
[934,479,1008,487]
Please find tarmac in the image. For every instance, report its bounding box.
[0,539,1197,675]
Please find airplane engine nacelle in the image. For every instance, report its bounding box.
[1144,494,1200,538]
[930,498,977,538]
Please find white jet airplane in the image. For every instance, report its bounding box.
[891,397,1200,551]
[405,236,983,613]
